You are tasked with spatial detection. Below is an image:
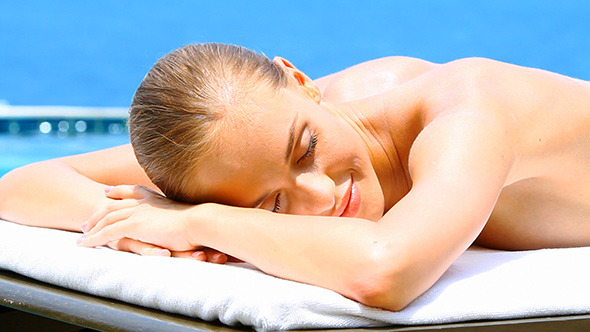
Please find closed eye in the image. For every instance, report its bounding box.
[297,130,318,165]
[272,192,282,213]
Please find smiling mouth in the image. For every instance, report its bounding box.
[333,175,360,218]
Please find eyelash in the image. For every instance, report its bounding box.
[297,131,318,165]
[273,130,318,213]
[272,192,282,213]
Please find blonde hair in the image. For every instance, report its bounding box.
[129,43,289,202]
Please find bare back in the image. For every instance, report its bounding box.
[375,58,590,249]
[461,61,590,249]
[318,57,589,250]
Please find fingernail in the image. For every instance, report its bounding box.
[76,235,86,245]
[80,222,88,233]
[104,186,112,193]
[191,252,205,260]
[156,249,170,257]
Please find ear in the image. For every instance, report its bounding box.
[273,57,321,104]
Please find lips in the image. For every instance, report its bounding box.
[333,175,361,218]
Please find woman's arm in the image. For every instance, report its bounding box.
[198,112,513,309]
[0,144,154,230]
[0,144,232,261]
[78,109,514,311]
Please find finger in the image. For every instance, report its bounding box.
[169,248,228,263]
[77,214,140,248]
[170,250,208,261]
[201,248,229,264]
[108,238,171,257]
[104,185,140,200]
[78,226,125,248]
[82,199,139,233]
[105,185,158,200]
[84,207,135,237]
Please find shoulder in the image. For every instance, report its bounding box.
[407,59,519,185]
[315,56,438,102]
[421,57,522,95]
[416,58,519,120]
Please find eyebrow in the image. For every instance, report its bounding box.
[250,115,298,209]
[284,114,299,163]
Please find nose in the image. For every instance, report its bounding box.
[291,171,335,216]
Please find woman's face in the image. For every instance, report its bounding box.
[189,83,385,221]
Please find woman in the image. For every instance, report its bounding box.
[0,43,588,311]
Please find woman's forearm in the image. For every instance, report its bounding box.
[0,160,108,231]
[74,186,463,310]
[191,204,406,310]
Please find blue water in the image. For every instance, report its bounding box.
[0,0,589,176]
[0,0,588,107]
[0,134,130,177]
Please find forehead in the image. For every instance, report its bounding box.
[189,86,302,206]
[219,87,296,161]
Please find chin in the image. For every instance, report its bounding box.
[363,188,386,222]
[359,203,384,222]
[368,210,384,222]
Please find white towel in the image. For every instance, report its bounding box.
[0,219,588,331]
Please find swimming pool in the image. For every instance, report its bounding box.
[0,105,130,177]
[0,133,129,178]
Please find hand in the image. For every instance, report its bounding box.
[78,185,235,264]
[106,238,232,264]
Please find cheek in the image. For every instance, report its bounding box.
[321,137,359,168]
[325,122,361,154]
[320,126,368,176]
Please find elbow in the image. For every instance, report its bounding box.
[0,168,22,221]
[0,164,39,220]
[349,274,414,312]
[0,169,13,216]
[345,246,416,312]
